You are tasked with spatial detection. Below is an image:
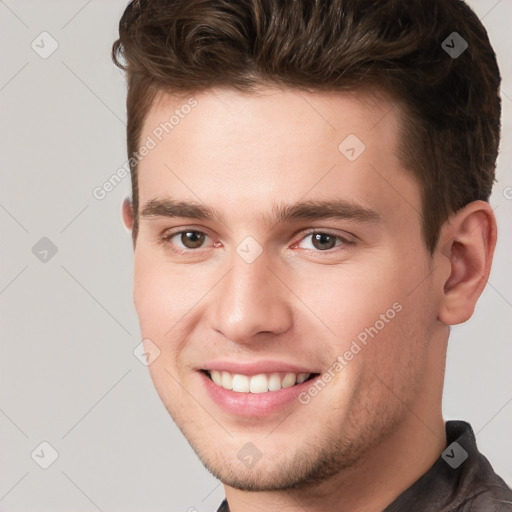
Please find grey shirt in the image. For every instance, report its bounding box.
[216,421,512,511]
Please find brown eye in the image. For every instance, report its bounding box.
[180,231,205,249]
[294,230,354,253]
[311,233,338,251]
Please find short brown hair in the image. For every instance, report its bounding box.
[112,0,501,253]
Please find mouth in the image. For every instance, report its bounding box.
[201,369,320,394]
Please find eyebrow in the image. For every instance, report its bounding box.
[140,197,382,226]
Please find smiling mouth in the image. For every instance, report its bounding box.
[201,369,320,393]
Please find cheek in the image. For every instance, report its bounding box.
[132,253,192,399]
[133,249,180,341]
[292,252,433,366]
[289,260,401,342]
[132,247,221,366]
[133,247,193,327]
[349,268,437,399]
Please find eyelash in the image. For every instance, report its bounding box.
[159,227,355,256]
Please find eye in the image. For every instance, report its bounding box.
[295,231,354,252]
[161,229,212,252]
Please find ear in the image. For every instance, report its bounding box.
[122,196,134,232]
[437,200,497,325]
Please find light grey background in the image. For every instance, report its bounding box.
[0,1,510,511]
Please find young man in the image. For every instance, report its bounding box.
[112,0,512,510]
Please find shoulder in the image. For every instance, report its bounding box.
[458,479,512,511]
[445,421,512,512]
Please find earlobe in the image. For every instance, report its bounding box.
[437,201,497,326]
[122,197,134,232]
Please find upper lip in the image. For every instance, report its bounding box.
[200,360,319,376]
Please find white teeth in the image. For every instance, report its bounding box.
[232,374,250,392]
[208,370,312,393]
[211,370,222,386]
[296,372,309,384]
[249,374,268,393]
[268,373,282,391]
[221,371,233,390]
[281,373,296,388]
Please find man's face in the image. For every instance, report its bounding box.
[130,87,446,490]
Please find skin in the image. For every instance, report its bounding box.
[122,86,496,512]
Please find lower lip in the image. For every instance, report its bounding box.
[199,371,316,417]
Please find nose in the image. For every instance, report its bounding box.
[206,249,293,344]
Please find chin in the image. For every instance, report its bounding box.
[193,435,360,492]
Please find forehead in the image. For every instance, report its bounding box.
[136,86,420,230]
[142,85,401,154]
